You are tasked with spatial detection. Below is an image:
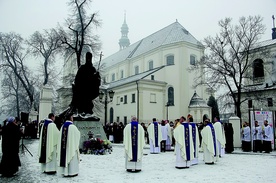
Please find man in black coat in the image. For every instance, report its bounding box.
[0,117,22,177]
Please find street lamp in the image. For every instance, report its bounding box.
[166,102,172,120]
[99,90,115,126]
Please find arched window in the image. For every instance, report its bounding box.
[167,87,174,106]
[166,55,174,65]
[253,59,264,78]
[149,60,153,70]
[190,55,196,65]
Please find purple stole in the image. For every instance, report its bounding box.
[60,121,72,167]
[190,123,197,157]
[39,119,52,163]
[131,121,138,161]
[153,122,159,147]
[182,123,191,161]
[207,123,217,157]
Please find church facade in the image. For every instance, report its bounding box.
[100,20,210,125]
[239,27,276,123]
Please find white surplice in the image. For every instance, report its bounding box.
[213,122,225,157]
[123,122,145,170]
[57,121,80,176]
[38,120,60,172]
[173,123,194,168]
[148,122,162,154]
[201,125,218,164]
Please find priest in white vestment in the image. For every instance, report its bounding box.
[57,114,80,177]
[123,116,145,172]
[173,119,194,169]
[241,122,251,152]
[38,113,60,174]
[262,120,272,153]
[201,119,218,164]
[252,120,262,152]
[213,117,225,157]
[147,118,162,154]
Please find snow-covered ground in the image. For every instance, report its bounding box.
[1,139,276,183]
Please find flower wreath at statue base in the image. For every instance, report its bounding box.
[82,138,112,155]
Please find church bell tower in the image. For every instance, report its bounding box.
[119,12,130,50]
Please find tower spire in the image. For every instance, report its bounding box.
[119,11,130,50]
[124,10,126,23]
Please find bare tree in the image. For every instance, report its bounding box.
[0,68,31,117]
[190,15,269,118]
[27,29,62,85]
[0,32,36,110]
[58,0,102,69]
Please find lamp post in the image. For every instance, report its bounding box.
[99,89,115,126]
[166,102,172,120]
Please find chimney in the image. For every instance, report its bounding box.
[272,15,276,39]
[272,28,276,40]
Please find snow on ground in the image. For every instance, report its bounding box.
[1,139,276,183]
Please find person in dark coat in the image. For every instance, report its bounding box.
[118,122,125,143]
[224,123,234,153]
[0,117,22,177]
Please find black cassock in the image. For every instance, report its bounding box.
[0,122,21,176]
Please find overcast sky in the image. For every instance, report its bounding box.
[0,0,275,58]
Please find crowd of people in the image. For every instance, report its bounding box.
[103,122,125,143]
[5,112,270,177]
[241,120,273,153]
[0,112,80,178]
[123,114,234,172]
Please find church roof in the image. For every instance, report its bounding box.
[256,38,276,48]
[250,38,276,51]
[103,21,204,68]
[103,66,166,89]
[188,92,209,108]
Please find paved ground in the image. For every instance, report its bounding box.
[0,139,275,183]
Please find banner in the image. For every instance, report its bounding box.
[250,111,274,149]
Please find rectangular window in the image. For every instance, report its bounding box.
[112,73,115,81]
[132,93,136,103]
[124,95,127,104]
[268,98,273,107]
[135,66,139,75]
[150,93,156,103]
[116,96,120,105]
[116,117,120,123]
[190,55,196,65]
[120,70,124,79]
[120,97,123,102]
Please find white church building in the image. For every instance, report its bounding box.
[99,18,211,125]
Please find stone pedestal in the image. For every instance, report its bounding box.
[38,86,52,122]
[229,116,241,148]
[29,110,38,122]
[74,120,107,150]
